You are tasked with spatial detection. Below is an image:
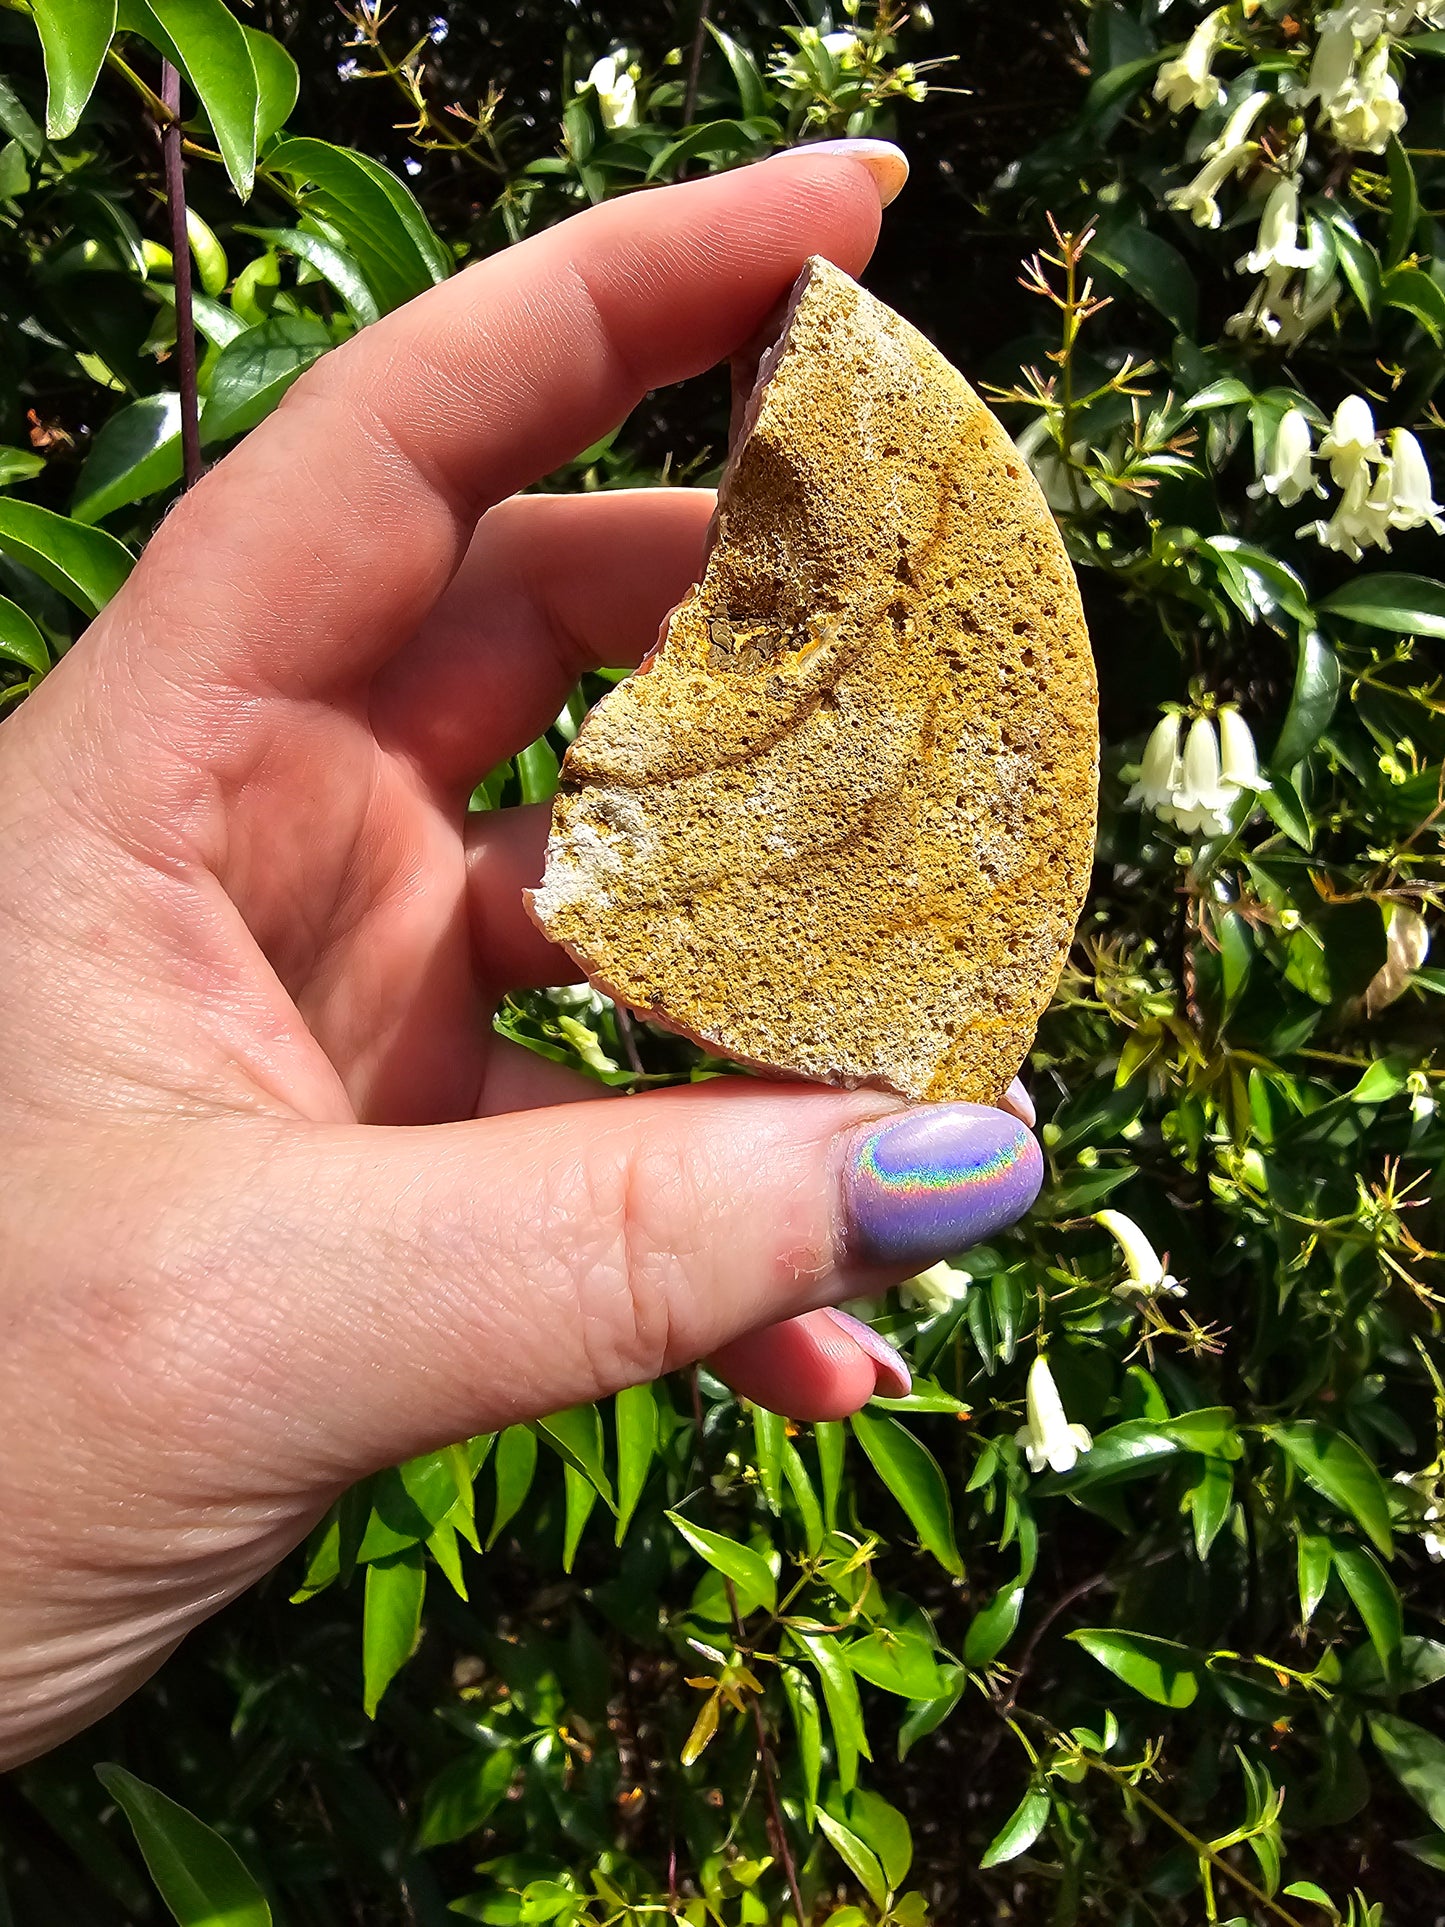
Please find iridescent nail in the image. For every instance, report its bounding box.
[823,1307,912,1399]
[840,1104,1043,1268]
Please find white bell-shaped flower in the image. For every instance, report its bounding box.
[1167,144,1253,229]
[1095,1210,1185,1299]
[899,1260,971,1316]
[1218,706,1270,795]
[1239,175,1316,276]
[1385,429,1445,533]
[1016,1354,1093,1475]
[1301,15,1360,113]
[1248,407,1324,507]
[1154,8,1227,113]
[1125,711,1183,817]
[1170,716,1239,837]
[1328,34,1405,152]
[1203,90,1272,158]
[580,52,638,130]
[1319,394,1380,486]
[1309,456,1396,560]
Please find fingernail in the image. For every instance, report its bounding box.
[1002,1077,1036,1128]
[786,137,909,207]
[823,1308,912,1399]
[840,1105,1044,1269]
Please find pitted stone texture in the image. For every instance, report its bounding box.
[528,258,1098,1104]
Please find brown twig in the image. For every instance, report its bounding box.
[683,0,713,124]
[159,61,203,490]
[687,1368,808,1927]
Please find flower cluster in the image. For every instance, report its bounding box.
[1127,706,1268,840]
[1266,397,1445,560]
[1154,1,1442,346]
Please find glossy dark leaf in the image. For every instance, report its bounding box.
[33,0,116,139]
[1370,1714,1445,1830]
[1333,1542,1402,1677]
[201,314,333,444]
[1271,630,1340,771]
[0,594,49,674]
[1321,574,1445,640]
[146,0,260,198]
[1270,1422,1393,1556]
[536,1403,615,1511]
[96,1765,272,1926]
[1071,1629,1201,1707]
[979,1786,1050,1869]
[612,1381,656,1542]
[72,392,182,522]
[850,1410,962,1575]
[244,25,298,144]
[0,500,132,614]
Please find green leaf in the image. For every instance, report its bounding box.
[243,25,297,144]
[1332,1542,1402,1678]
[1370,1714,1445,1830]
[1185,376,1253,411]
[1040,1410,1239,1494]
[1271,630,1340,771]
[264,138,449,311]
[816,1811,889,1912]
[751,1402,786,1512]
[0,73,45,156]
[979,1786,1050,1869]
[1385,135,1420,269]
[704,22,768,119]
[1322,205,1381,323]
[1349,1056,1410,1104]
[666,1511,775,1613]
[94,1765,272,1926]
[844,1630,951,1702]
[849,1410,962,1575]
[1297,1532,1332,1625]
[965,1579,1026,1667]
[416,1746,516,1850]
[815,1419,844,1531]
[33,0,117,140]
[795,1631,871,1791]
[1070,1629,1201,1707]
[1322,572,1445,639]
[72,392,183,523]
[1262,772,1314,852]
[0,595,49,674]
[488,1424,538,1548]
[240,224,380,327]
[201,314,333,444]
[612,1381,656,1543]
[781,1667,822,1823]
[1089,221,1196,336]
[1383,265,1445,343]
[849,1789,912,1892]
[0,500,132,614]
[362,1548,426,1716]
[781,1441,825,1556]
[516,735,560,805]
[1186,1457,1234,1561]
[561,1462,597,1573]
[536,1403,614,1511]
[1270,1422,1393,1556]
[645,119,761,181]
[0,446,45,488]
[145,0,259,198]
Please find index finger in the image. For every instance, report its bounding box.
[107,142,902,701]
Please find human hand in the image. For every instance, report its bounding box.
[0,142,1043,1765]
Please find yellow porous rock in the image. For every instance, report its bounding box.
[528,257,1098,1105]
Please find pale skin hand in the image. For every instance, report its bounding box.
[0,146,1034,1765]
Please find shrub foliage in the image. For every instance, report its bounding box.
[0,2,1443,1923]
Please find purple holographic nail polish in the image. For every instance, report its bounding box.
[842,1105,1043,1269]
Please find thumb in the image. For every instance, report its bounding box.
[175,1087,1042,1484]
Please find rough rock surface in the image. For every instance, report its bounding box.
[528,257,1098,1105]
